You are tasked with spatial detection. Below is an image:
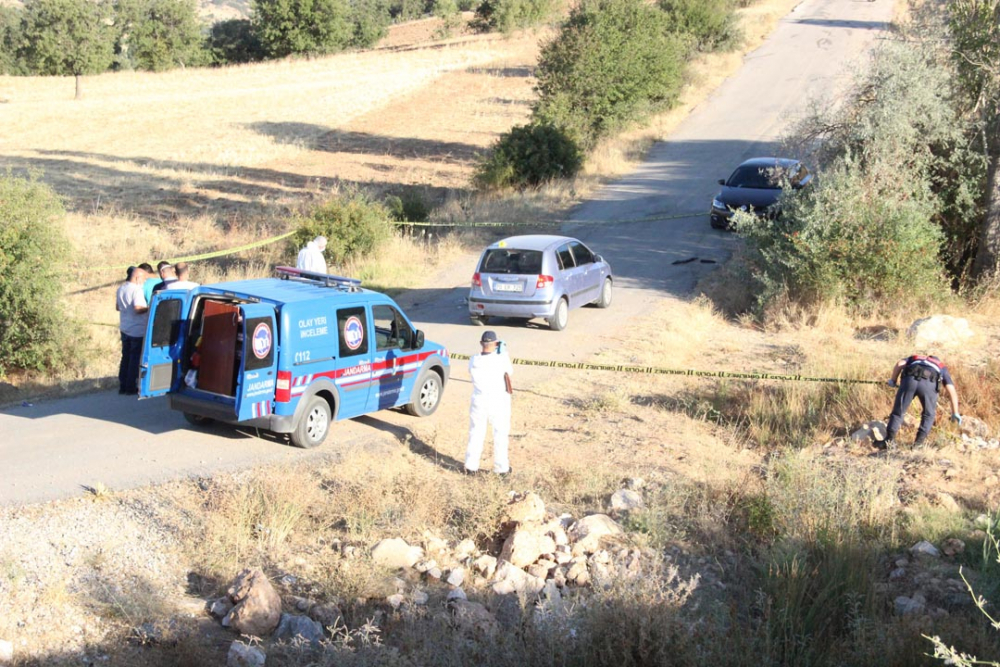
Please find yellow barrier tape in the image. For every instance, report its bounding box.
[448,353,882,385]
[90,231,297,272]
[396,211,704,228]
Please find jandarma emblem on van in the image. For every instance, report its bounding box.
[344,316,364,350]
[252,323,272,359]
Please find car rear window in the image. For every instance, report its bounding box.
[479,249,543,275]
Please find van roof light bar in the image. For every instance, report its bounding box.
[275,266,362,290]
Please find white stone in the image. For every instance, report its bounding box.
[386,594,405,610]
[227,641,266,667]
[491,561,545,596]
[371,538,423,569]
[474,554,497,577]
[447,567,466,587]
[610,489,644,514]
[907,315,974,349]
[427,567,442,579]
[625,477,645,490]
[415,559,436,573]
[910,541,941,558]
[455,539,477,557]
[0,640,12,665]
[568,514,625,555]
[505,492,547,524]
[500,525,556,568]
[936,492,961,513]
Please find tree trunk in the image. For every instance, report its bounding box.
[74,74,82,100]
[974,157,1000,279]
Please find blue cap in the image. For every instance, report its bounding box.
[480,330,498,343]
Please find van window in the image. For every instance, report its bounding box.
[557,244,576,270]
[337,307,369,358]
[570,242,594,265]
[373,305,413,351]
[150,298,182,348]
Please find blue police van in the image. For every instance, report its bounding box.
[138,267,450,448]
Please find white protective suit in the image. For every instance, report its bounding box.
[464,348,514,473]
[296,240,327,273]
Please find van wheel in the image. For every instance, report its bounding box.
[547,298,569,331]
[291,396,331,449]
[596,278,612,308]
[183,412,213,427]
[406,370,442,417]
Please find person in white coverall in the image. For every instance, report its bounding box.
[297,236,328,273]
[464,330,513,475]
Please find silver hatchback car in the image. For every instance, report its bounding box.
[468,235,613,331]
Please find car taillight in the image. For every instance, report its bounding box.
[472,272,482,288]
[275,371,291,403]
[536,275,553,289]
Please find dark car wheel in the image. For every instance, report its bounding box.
[291,396,331,449]
[547,298,569,331]
[405,370,442,417]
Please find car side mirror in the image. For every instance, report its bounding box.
[414,329,425,349]
[717,179,726,186]
[594,254,603,264]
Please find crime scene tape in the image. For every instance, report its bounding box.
[448,353,882,385]
[90,231,297,272]
[396,211,704,228]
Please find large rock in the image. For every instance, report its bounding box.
[371,538,423,569]
[907,315,974,349]
[610,489,644,514]
[273,613,324,645]
[960,415,992,440]
[568,514,624,555]
[894,594,927,616]
[227,641,266,667]
[500,525,556,568]
[307,602,342,630]
[941,538,966,557]
[449,600,498,634]
[224,568,282,637]
[910,541,941,559]
[505,492,546,524]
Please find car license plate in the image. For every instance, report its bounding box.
[494,282,523,293]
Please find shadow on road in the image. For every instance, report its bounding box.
[354,414,466,472]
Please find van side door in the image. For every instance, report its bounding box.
[139,291,194,398]
[333,305,374,419]
[235,303,279,422]
[370,304,417,411]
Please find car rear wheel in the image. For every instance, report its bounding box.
[405,370,442,417]
[547,298,569,331]
[183,412,213,427]
[596,278,612,308]
[291,396,331,449]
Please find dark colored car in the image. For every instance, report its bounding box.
[710,157,812,230]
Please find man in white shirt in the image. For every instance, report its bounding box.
[296,236,328,273]
[116,266,149,395]
[165,262,200,290]
[464,330,514,475]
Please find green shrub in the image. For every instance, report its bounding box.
[474,122,582,190]
[385,189,431,222]
[291,192,395,266]
[350,0,391,48]
[251,0,353,58]
[471,0,556,34]
[388,0,430,21]
[0,173,71,375]
[113,0,206,71]
[534,0,687,149]
[0,5,23,75]
[658,0,741,52]
[206,18,264,65]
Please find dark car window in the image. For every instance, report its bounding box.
[569,242,594,265]
[480,249,543,275]
[557,244,576,270]
[373,304,413,351]
[727,164,783,190]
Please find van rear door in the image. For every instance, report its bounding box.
[235,303,279,422]
[139,291,194,398]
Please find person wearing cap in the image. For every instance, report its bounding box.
[297,236,328,274]
[464,330,514,475]
[116,265,149,395]
[884,353,961,447]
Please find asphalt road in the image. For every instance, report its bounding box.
[0,0,893,506]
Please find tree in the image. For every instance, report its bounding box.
[113,0,205,71]
[19,0,115,99]
[349,0,390,48]
[207,18,264,65]
[251,0,353,58]
[0,173,71,375]
[534,0,687,149]
[0,5,23,75]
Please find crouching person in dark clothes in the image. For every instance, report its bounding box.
[885,354,961,447]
